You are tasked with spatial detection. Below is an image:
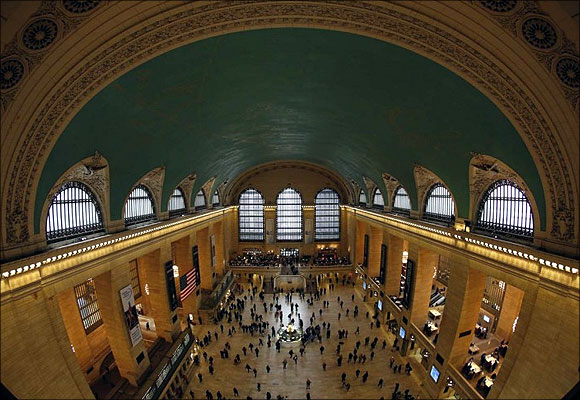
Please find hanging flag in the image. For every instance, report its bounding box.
[180,268,198,301]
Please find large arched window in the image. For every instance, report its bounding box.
[372,188,385,209]
[194,189,206,210]
[277,188,303,241]
[124,185,156,226]
[392,186,411,215]
[212,190,220,207]
[46,181,104,242]
[359,189,367,207]
[168,188,187,217]
[315,188,340,241]
[239,189,265,241]
[423,183,455,224]
[476,180,534,239]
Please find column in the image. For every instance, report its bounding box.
[93,269,151,387]
[405,245,437,327]
[385,234,404,296]
[355,220,367,265]
[196,227,213,289]
[423,263,485,398]
[494,284,523,341]
[212,221,225,277]
[367,226,383,278]
[137,248,181,342]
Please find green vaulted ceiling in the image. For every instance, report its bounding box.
[35,28,546,231]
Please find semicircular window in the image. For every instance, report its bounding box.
[315,188,340,241]
[212,190,220,207]
[194,189,206,210]
[277,187,303,241]
[46,181,104,243]
[392,186,411,215]
[359,189,367,207]
[476,180,534,240]
[372,188,385,210]
[168,188,187,217]
[239,188,265,241]
[124,185,156,226]
[423,183,455,224]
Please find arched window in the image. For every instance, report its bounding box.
[277,188,303,241]
[212,190,220,206]
[476,180,534,239]
[46,181,104,242]
[372,188,385,209]
[194,189,206,210]
[239,189,265,241]
[423,183,455,224]
[124,185,156,226]
[315,188,340,241]
[359,189,367,206]
[393,186,411,215]
[168,188,186,217]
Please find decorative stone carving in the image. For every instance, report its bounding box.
[0,59,25,90]
[466,153,575,239]
[362,176,377,199]
[556,57,579,89]
[140,167,165,212]
[201,177,216,207]
[39,152,109,237]
[382,172,400,207]
[350,180,361,205]
[479,0,517,13]
[176,173,196,207]
[413,165,441,213]
[62,0,102,14]
[21,18,59,51]
[521,17,558,50]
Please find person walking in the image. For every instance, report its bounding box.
[266,364,271,374]
[341,372,347,383]
[378,378,384,388]
[253,368,257,378]
[283,359,287,369]
[306,379,311,390]
[320,345,325,355]
[322,362,327,371]
[233,387,239,397]
[257,383,261,392]
[198,372,203,383]
[362,371,369,383]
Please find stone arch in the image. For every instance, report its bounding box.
[0,1,577,258]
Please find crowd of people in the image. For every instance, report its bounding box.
[178,276,421,400]
[229,252,280,267]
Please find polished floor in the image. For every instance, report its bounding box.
[186,278,427,399]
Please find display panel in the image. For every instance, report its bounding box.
[430,365,440,383]
[399,326,406,339]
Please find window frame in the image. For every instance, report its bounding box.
[422,183,455,225]
[392,186,411,216]
[74,278,103,335]
[212,190,220,207]
[194,189,207,211]
[359,189,367,207]
[314,188,341,242]
[276,187,304,242]
[46,181,104,243]
[372,187,385,210]
[475,179,534,240]
[238,188,265,242]
[168,187,187,217]
[124,184,157,226]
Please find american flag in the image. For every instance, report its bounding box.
[179,268,198,301]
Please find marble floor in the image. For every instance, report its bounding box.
[185,279,428,400]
